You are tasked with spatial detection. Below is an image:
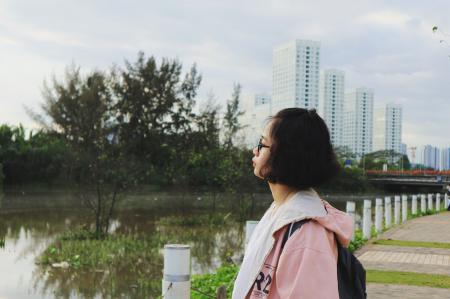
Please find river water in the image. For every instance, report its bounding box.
[0,189,387,299]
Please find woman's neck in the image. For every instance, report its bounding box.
[268,183,298,206]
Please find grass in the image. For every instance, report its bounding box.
[0,237,4,248]
[367,269,450,289]
[348,230,367,253]
[38,229,170,297]
[189,265,450,298]
[373,239,450,249]
[191,264,238,299]
[39,230,164,269]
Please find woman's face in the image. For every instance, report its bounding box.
[252,122,272,179]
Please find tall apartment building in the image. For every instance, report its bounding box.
[239,93,272,147]
[272,40,320,114]
[373,103,403,153]
[343,88,374,156]
[440,147,450,170]
[418,145,440,169]
[319,69,345,146]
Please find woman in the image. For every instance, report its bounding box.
[232,108,353,299]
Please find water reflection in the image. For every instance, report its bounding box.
[0,191,381,298]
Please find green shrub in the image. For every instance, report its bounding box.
[191,264,238,299]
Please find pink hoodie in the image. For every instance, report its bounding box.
[245,201,353,299]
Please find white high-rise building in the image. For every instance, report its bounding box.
[418,145,440,169]
[343,88,374,156]
[440,147,450,170]
[272,39,320,114]
[319,69,345,146]
[373,103,402,153]
[239,93,272,148]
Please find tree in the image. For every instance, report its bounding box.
[112,52,202,185]
[222,84,245,149]
[359,150,408,171]
[37,66,128,235]
[0,124,69,185]
[432,26,450,58]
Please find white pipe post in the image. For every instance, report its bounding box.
[162,244,190,299]
[346,201,356,241]
[375,198,383,233]
[394,195,401,225]
[384,197,392,229]
[363,200,372,240]
[412,195,418,215]
[245,221,259,250]
[445,193,449,210]
[436,193,441,211]
[428,194,433,211]
[421,194,427,213]
[401,195,408,222]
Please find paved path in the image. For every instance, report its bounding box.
[355,211,450,299]
[367,283,450,299]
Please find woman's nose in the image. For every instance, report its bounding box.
[253,147,258,156]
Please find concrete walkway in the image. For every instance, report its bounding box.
[355,211,450,299]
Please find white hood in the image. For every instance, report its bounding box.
[232,189,327,299]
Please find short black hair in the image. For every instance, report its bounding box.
[260,108,340,190]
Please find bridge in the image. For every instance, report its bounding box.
[366,170,450,191]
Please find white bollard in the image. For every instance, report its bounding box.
[162,244,190,299]
[375,198,383,233]
[412,195,418,215]
[421,194,427,213]
[436,193,441,211]
[445,193,449,210]
[346,201,356,241]
[394,195,401,225]
[402,195,408,222]
[363,200,372,240]
[384,197,392,229]
[245,220,259,250]
[428,194,433,211]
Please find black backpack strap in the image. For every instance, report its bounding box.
[281,219,309,251]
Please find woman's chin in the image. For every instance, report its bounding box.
[253,169,263,179]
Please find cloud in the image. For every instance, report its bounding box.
[0,0,449,147]
[356,10,412,28]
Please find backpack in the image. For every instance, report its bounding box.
[281,220,367,299]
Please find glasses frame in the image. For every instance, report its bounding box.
[257,138,270,153]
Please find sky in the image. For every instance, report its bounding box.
[0,0,449,147]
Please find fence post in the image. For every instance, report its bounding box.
[375,198,383,233]
[363,200,372,239]
[162,244,190,299]
[436,193,441,211]
[346,201,356,241]
[445,193,449,210]
[245,221,259,250]
[421,194,427,213]
[428,194,433,211]
[401,195,408,222]
[384,196,392,229]
[412,195,418,215]
[394,196,401,225]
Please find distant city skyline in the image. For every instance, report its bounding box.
[0,0,449,147]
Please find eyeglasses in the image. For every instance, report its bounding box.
[257,138,270,153]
